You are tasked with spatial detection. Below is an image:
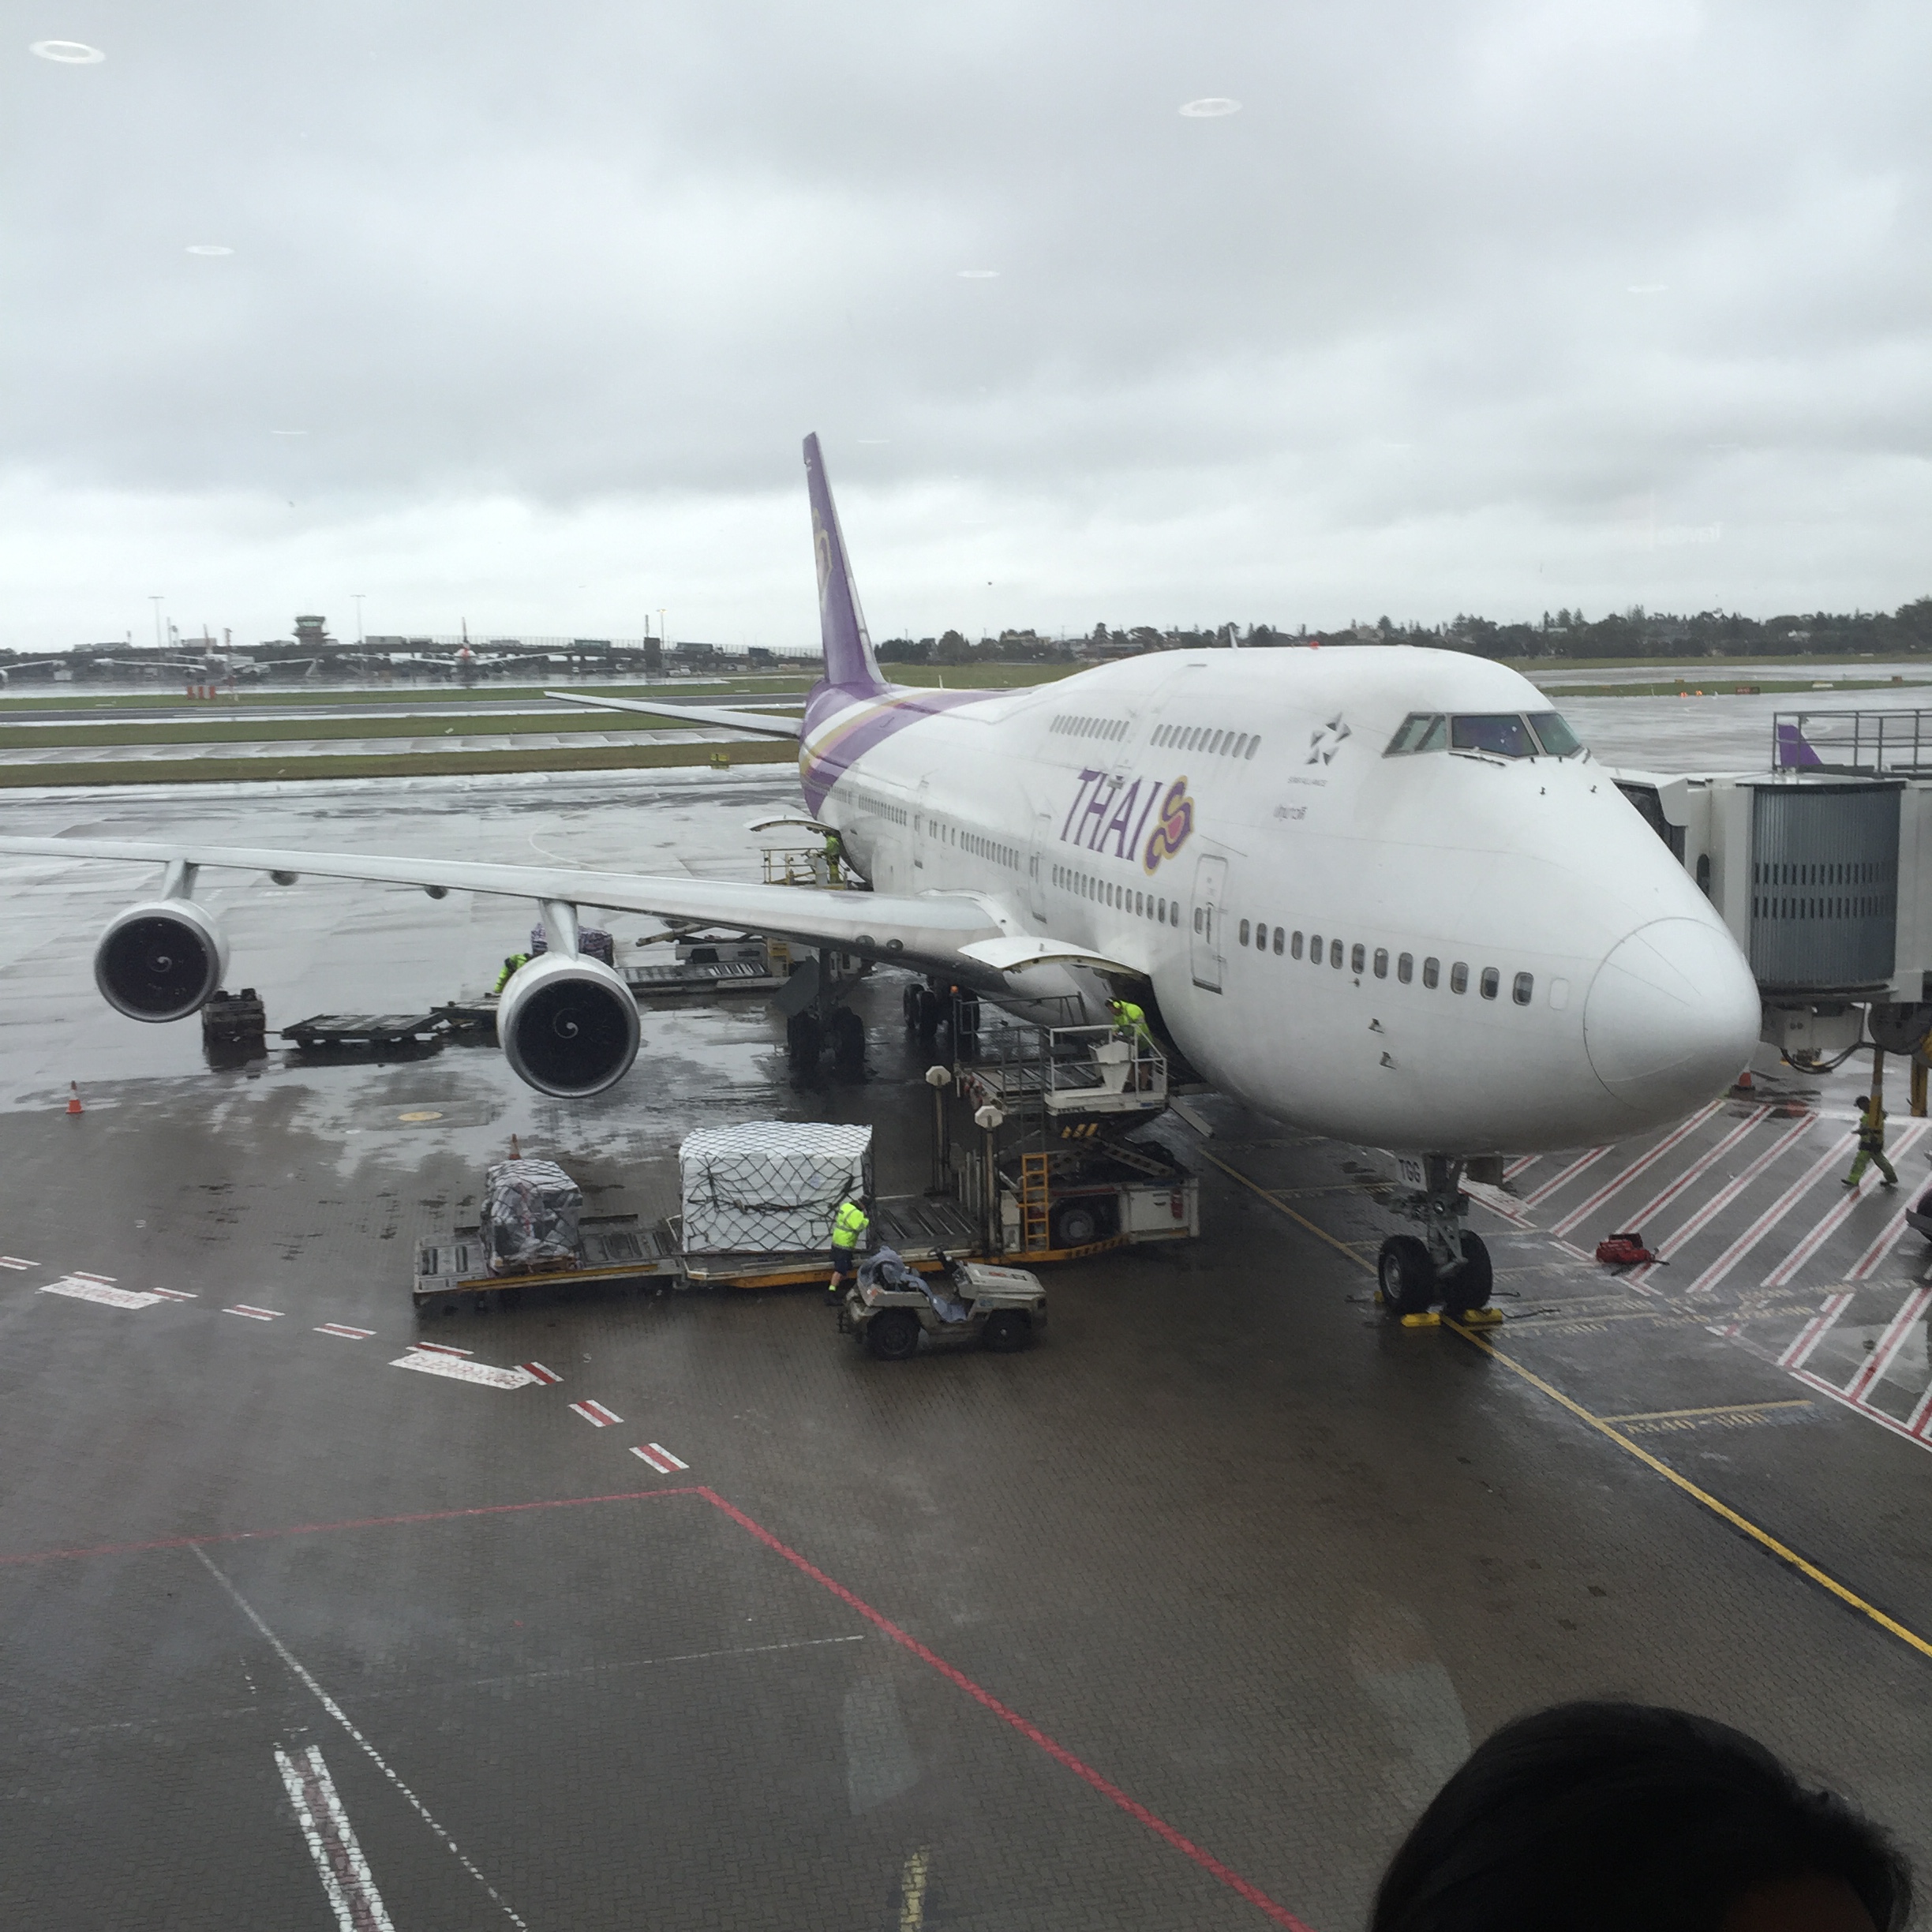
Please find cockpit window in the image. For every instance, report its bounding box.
[1385,712,1447,754]
[1527,711,1582,757]
[1451,713,1535,758]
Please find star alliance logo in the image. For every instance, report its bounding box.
[1307,714,1350,765]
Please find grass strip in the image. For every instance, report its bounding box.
[0,677,814,715]
[0,739,800,789]
[0,708,804,751]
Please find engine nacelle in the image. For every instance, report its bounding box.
[93,900,229,1022]
[497,951,639,1097]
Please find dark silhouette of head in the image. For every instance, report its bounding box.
[1370,1702,1909,1932]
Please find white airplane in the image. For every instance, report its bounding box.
[0,434,1759,1313]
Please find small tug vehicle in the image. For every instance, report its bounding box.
[838,1248,1046,1361]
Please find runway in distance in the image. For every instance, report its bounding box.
[0,434,1760,1304]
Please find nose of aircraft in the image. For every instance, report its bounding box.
[1584,916,1761,1124]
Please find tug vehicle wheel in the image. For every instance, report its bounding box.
[865,1310,921,1361]
[983,1309,1031,1354]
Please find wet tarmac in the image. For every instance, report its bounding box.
[4,753,1932,1930]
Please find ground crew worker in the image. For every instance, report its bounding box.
[822,830,844,886]
[1845,1095,1899,1190]
[1108,997,1154,1087]
[491,953,530,995]
[828,1191,871,1297]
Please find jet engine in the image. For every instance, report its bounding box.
[497,951,640,1097]
[93,900,229,1021]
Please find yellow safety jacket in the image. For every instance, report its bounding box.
[1859,1104,1886,1152]
[1111,1001,1151,1043]
[492,953,530,995]
[831,1200,869,1251]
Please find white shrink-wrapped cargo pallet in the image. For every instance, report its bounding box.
[679,1121,874,1255]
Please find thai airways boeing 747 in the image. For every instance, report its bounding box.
[0,434,1759,1311]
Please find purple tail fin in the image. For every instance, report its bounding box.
[804,433,888,694]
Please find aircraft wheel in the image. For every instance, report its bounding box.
[786,1009,822,1065]
[829,1006,866,1074]
[983,1309,1032,1354]
[865,1310,921,1361]
[1377,1235,1435,1317]
[1442,1231,1493,1314]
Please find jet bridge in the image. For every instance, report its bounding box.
[1615,710,1932,1076]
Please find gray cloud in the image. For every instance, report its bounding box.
[4,0,1928,646]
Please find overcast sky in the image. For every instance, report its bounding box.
[4,0,1927,651]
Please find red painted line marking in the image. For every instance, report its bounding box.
[572,1400,622,1427]
[71,1271,117,1284]
[1552,1102,1728,1237]
[521,1361,561,1384]
[1629,1110,1818,1280]
[1844,1286,1932,1403]
[1792,1368,1932,1456]
[1681,1132,1856,1296]
[148,1287,197,1301]
[316,1324,376,1340]
[0,1482,1313,1925]
[1848,1197,1923,1281]
[1905,1376,1932,1439]
[1779,1291,1852,1370]
[224,1305,281,1321]
[631,1446,676,1473]
[0,1485,702,1567]
[647,1443,688,1470]
[1522,1144,1611,1208]
[1503,1155,1538,1181]
[1763,1121,1930,1288]
[700,1488,1315,1929]
[412,1341,472,1357]
[0,1256,36,1271]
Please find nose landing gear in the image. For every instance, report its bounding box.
[1376,1155,1498,1324]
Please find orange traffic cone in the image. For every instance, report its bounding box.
[66,1083,83,1115]
[509,1133,521,1160]
[1737,1069,1753,1090]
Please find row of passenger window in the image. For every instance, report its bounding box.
[1232,915,1535,1005]
[1151,723,1262,758]
[1053,863,1184,923]
[924,818,1019,868]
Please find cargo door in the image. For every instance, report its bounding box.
[1189,853,1228,992]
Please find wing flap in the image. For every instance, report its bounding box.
[957,936,1141,975]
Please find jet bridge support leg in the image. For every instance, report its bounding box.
[1376,1155,1496,1324]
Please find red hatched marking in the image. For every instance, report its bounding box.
[148,1287,197,1301]
[412,1341,472,1356]
[1844,1286,1932,1402]
[316,1323,376,1340]
[1778,1291,1852,1370]
[0,1256,36,1271]
[71,1271,117,1284]
[522,1361,562,1383]
[630,1443,687,1473]
[224,1305,281,1321]
[571,1400,622,1428]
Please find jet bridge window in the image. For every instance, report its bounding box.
[1386,713,1447,754]
[1451,714,1534,758]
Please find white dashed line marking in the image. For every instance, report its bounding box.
[390,1350,534,1390]
[224,1304,283,1321]
[412,1342,472,1357]
[521,1361,561,1384]
[149,1287,197,1301]
[70,1270,117,1283]
[571,1400,622,1428]
[630,1443,688,1473]
[40,1277,167,1310]
[0,1256,36,1271]
[316,1324,376,1340]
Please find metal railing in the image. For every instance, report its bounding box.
[1773,710,1932,773]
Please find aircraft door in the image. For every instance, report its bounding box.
[1028,807,1051,920]
[1189,853,1228,993]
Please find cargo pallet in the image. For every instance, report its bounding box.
[412,1192,979,1313]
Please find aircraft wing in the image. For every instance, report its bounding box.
[542,690,803,739]
[0,835,1005,968]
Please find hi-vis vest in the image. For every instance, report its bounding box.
[831,1200,869,1249]
[1112,1001,1149,1035]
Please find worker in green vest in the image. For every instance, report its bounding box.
[492,953,530,995]
[829,1192,871,1297]
[1844,1095,1899,1190]
[822,829,844,886]
[1108,996,1154,1087]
